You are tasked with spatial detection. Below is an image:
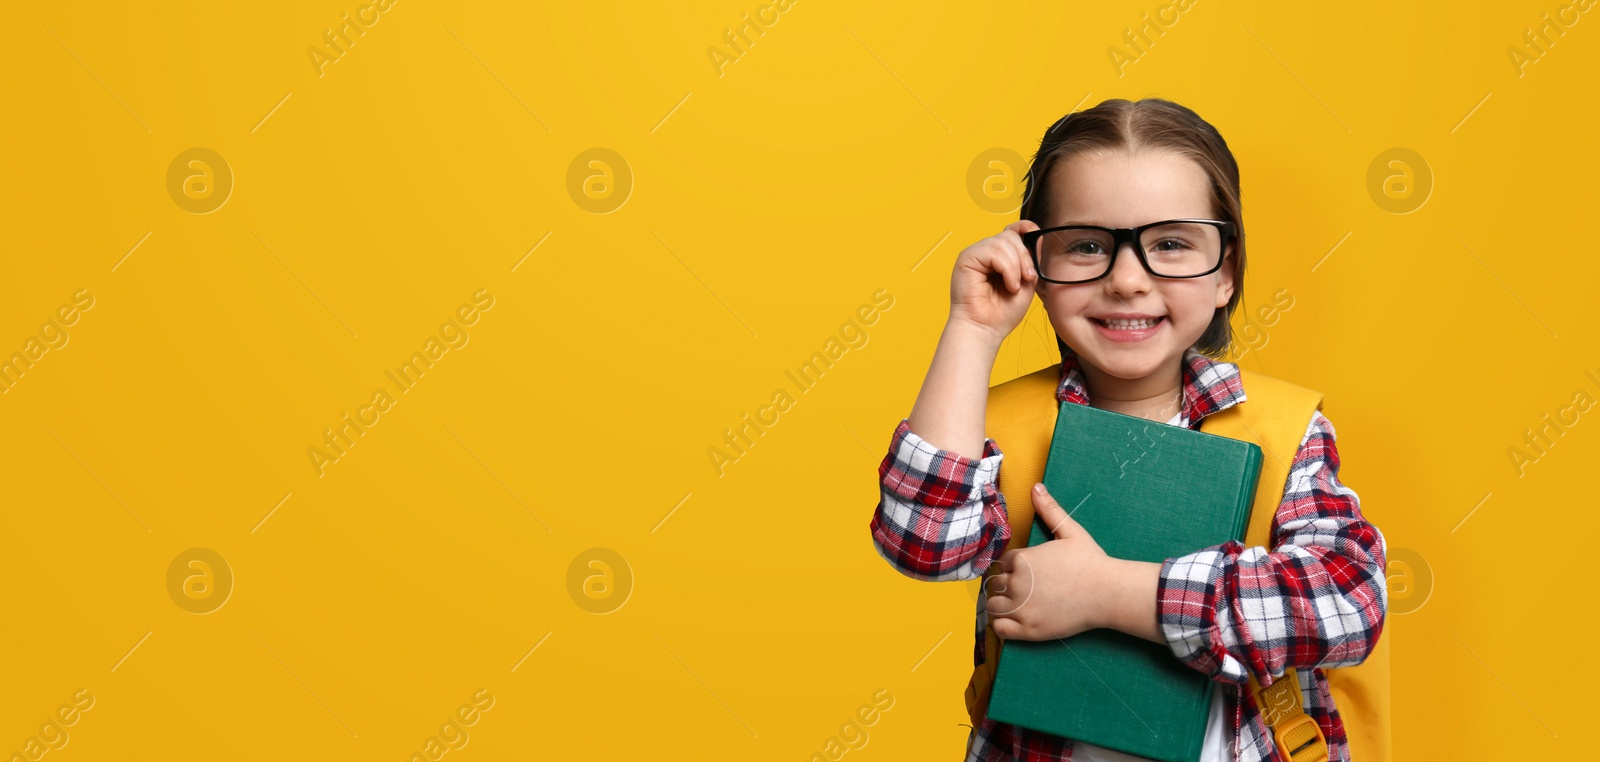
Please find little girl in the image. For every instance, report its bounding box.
[869,99,1388,761]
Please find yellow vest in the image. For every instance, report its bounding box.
[963,364,1391,762]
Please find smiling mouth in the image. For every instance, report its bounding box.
[1091,317,1166,329]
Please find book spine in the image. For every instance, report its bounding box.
[1240,447,1263,540]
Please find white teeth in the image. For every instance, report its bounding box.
[1102,318,1160,329]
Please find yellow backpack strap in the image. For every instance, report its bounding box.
[1199,369,1328,762]
[964,363,1061,727]
[1207,373,1392,762]
[1196,370,1323,556]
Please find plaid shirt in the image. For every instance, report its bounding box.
[869,347,1388,762]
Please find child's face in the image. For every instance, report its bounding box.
[1036,149,1235,385]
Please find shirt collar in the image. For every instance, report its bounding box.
[1056,344,1247,425]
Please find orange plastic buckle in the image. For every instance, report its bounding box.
[1250,668,1329,762]
[1270,712,1328,762]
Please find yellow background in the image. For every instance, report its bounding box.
[1,0,1593,758]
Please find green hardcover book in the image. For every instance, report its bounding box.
[985,400,1263,762]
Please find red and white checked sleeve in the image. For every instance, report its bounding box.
[1156,409,1389,685]
[869,418,1012,582]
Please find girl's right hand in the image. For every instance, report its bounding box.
[948,220,1041,346]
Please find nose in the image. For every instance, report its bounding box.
[1104,241,1152,297]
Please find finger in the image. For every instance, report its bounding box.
[984,572,1020,611]
[984,243,1022,294]
[985,592,1024,621]
[1032,482,1082,540]
[987,555,1034,617]
[979,569,1004,595]
[985,589,1012,615]
[995,226,1030,263]
[997,227,1037,282]
[986,589,1026,617]
[989,614,1029,641]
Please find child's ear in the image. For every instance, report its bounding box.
[1214,246,1237,309]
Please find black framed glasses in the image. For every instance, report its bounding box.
[1020,218,1235,284]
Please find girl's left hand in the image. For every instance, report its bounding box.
[984,483,1114,641]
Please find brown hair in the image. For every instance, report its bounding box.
[1019,98,1244,359]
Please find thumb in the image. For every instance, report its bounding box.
[1032,483,1082,540]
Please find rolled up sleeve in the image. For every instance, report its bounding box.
[868,418,1011,582]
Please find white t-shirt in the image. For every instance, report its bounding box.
[1069,408,1229,762]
